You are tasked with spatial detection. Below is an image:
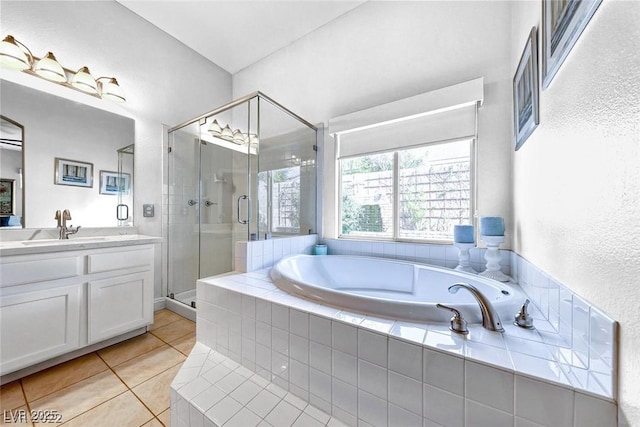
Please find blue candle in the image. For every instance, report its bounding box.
[453,225,475,243]
[313,244,328,255]
[480,216,505,236]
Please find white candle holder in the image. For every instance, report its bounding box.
[453,242,477,274]
[479,235,510,282]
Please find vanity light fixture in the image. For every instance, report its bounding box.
[221,124,234,139]
[208,119,222,136]
[33,52,66,82]
[0,34,126,103]
[71,66,98,94]
[0,35,30,70]
[232,129,246,145]
[204,117,259,147]
[98,77,125,103]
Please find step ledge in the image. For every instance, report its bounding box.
[170,342,347,427]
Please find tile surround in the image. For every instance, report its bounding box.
[184,236,617,426]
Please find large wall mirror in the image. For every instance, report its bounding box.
[0,80,134,229]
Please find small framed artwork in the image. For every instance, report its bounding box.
[513,27,540,151]
[542,0,602,89]
[99,170,131,195]
[54,158,93,187]
[0,179,16,215]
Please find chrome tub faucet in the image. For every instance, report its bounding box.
[448,282,505,332]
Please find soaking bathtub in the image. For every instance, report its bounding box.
[269,254,520,323]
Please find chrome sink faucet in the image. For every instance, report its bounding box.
[55,209,81,239]
[448,282,505,332]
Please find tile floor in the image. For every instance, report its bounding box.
[1,309,194,427]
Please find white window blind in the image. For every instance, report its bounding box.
[336,104,477,159]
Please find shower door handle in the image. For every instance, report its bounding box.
[116,204,129,221]
[188,199,198,206]
[237,195,250,224]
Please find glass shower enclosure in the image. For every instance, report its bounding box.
[166,93,318,308]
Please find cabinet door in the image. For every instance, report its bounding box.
[88,272,152,344]
[0,284,82,375]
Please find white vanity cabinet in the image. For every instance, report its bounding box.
[0,243,155,376]
[0,282,83,375]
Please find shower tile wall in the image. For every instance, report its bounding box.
[198,144,234,278]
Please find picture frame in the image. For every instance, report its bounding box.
[0,178,16,215]
[513,27,540,151]
[542,0,602,89]
[99,170,130,195]
[54,158,93,187]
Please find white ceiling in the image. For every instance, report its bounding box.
[117,1,366,74]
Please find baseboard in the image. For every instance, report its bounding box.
[164,297,196,322]
[154,297,166,311]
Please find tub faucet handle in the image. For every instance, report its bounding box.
[514,299,534,329]
[436,304,469,335]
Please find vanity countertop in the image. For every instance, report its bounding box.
[0,234,162,256]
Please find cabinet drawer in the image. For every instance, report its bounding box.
[87,247,153,274]
[0,256,81,287]
[0,283,82,375]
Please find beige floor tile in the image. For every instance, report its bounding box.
[141,417,165,427]
[131,364,181,415]
[169,333,196,356]
[0,405,31,426]
[29,370,126,427]
[98,333,166,368]
[157,409,170,427]
[0,381,26,411]
[22,353,108,402]
[149,309,185,331]
[112,345,186,388]
[58,391,153,427]
[150,318,195,343]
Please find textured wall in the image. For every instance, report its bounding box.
[233,1,514,246]
[510,1,640,424]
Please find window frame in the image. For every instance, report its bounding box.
[337,137,477,244]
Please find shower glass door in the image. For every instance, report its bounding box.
[166,93,316,309]
[167,107,254,307]
[198,140,235,279]
[167,122,201,306]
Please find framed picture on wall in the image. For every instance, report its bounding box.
[0,179,16,215]
[542,0,603,89]
[513,27,540,151]
[54,158,93,187]
[99,170,130,195]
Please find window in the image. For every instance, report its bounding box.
[259,166,301,234]
[339,139,472,242]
